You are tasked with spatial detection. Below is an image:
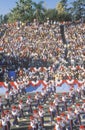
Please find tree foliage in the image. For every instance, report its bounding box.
[45,9,58,21]
[0,0,85,24]
[56,2,65,15]
[60,0,68,10]
[33,1,46,22]
[56,1,71,21]
[8,0,34,22]
[70,0,85,21]
[0,14,9,24]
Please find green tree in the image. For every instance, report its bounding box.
[56,1,71,21]
[56,2,65,15]
[60,0,68,10]
[56,2,66,21]
[8,0,34,22]
[70,0,85,21]
[0,14,9,24]
[45,9,58,21]
[8,7,20,22]
[33,1,46,22]
[3,14,9,23]
[0,15,3,24]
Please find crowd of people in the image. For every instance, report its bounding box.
[0,20,85,130]
[0,20,85,82]
[0,79,85,130]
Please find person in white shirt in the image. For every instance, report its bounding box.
[18,100,24,118]
[82,100,85,112]
[13,89,18,100]
[54,117,62,130]
[5,91,10,108]
[41,88,46,103]
[76,86,81,99]
[38,105,45,128]
[74,104,81,125]
[69,88,76,104]
[62,93,67,111]
[53,95,60,116]
[5,110,11,130]
[9,89,14,103]
[67,108,74,130]
[30,116,36,130]
[61,120,66,130]
[33,110,39,129]
[34,92,40,107]
[59,113,66,130]
[49,102,56,122]
[26,95,32,113]
[1,113,8,130]
[11,106,19,126]
[81,84,85,96]
[21,82,26,95]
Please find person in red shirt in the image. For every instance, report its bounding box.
[79,125,85,130]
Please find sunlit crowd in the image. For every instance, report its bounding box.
[0,20,85,130]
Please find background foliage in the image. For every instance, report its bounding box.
[0,0,85,24]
